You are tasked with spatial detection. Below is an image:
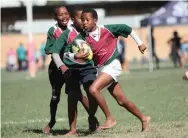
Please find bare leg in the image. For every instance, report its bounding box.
[108,82,150,132]
[84,81,99,131]
[63,92,79,136]
[89,73,116,129]
[79,95,89,114]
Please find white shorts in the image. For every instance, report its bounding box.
[98,58,122,82]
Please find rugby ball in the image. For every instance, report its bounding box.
[72,39,93,61]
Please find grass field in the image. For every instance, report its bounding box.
[1,66,188,138]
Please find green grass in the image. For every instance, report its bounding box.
[1,67,188,138]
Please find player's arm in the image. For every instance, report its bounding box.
[105,24,146,54]
[52,53,71,81]
[52,53,68,73]
[51,30,70,73]
[64,45,89,60]
[45,27,55,54]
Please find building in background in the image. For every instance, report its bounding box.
[1,1,168,34]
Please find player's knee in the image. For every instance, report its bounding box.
[117,100,124,106]
[50,96,60,105]
[116,97,127,107]
[50,89,61,105]
[89,85,98,96]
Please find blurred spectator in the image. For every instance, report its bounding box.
[34,48,41,66]
[180,41,188,68]
[16,43,27,71]
[117,37,125,64]
[168,31,182,68]
[27,42,36,78]
[151,27,160,69]
[117,36,129,73]
[6,48,17,72]
[40,42,46,69]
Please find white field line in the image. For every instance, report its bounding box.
[1,116,87,125]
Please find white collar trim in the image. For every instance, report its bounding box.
[88,26,100,41]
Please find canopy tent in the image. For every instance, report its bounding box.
[140,1,188,72]
[141,1,188,27]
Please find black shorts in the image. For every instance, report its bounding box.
[48,61,82,94]
[65,69,82,94]
[48,61,65,90]
[78,65,97,84]
[65,65,97,94]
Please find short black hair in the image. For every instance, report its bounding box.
[53,6,68,16]
[70,6,84,18]
[82,8,98,20]
[173,31,178,36]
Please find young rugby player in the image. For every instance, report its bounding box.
[43,6,89,134]
[47,7,99,136]
[76,8,150,132]
[49,8,150,133]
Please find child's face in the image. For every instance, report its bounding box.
[81,12,96,32]
[73,10,82,30]
[55,7,70,27]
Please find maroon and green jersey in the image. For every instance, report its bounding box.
[49,24,132,67]
[85,24,132,66]
[49,28,95,67]
[45,24,78,54]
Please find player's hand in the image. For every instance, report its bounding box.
[60,65,69,73]
[139,44,147,54]
[74,48,90,59]
[63,69,72,83]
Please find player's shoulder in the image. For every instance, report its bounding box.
[97,24,105,28]
[67,24,76,32]
[98,24,114,29]
[103,24,116,28]
[98,25,108,31]
[47,26,56,34]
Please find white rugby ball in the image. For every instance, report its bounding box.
[72,39,93,60]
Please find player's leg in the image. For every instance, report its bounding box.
[65,89,79,136]
[66,92,89,136]
[78,93,90,114]
[83,81,99,131]
[43,61,64,134]
[80,67,99,130]
[89,72,116,129]
[64,69,89,114]
[64,69,87,136]
[107,82,150,132]
[89,59,128,129]
[78,66,99,131]
[99,59,150,131]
